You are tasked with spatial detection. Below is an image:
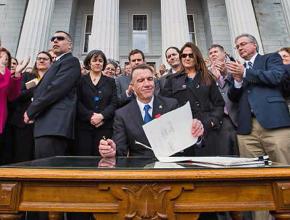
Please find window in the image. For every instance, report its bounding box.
[187,15,196,45]
[132,14,149,53]
[83,15,93,53]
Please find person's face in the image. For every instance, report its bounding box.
[208,47,226,63]
[129,53,144,68]
[235,36,257,60]
[48,50,57,62]
[103,63,116,78]
[132,68,155,103]
[181,47,195,69]
[50,32,72,56]
[279,50,290,65]
[0,51,9,66]
[90,54,104,73]
[166,48,180,68]
[11,58,18,72]
[36,53,52,71]
[125,64,132,75]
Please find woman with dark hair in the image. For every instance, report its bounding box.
[0,47,28,164]
[9,51,52,162]
[75,50,117,157]
[161,42,225,157]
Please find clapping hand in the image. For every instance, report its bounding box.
[15,57,30,77]
[226,61,244,82]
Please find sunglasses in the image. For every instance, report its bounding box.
[181,53,194,59]
[50,36,66,42]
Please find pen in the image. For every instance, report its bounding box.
[135,141,153,151]
[102,136,107,141]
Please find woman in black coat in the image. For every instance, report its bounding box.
[75,50,117,156]
[161,42,225,156]
[9,51,52,162]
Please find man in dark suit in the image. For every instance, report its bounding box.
[115,49,145,105]
[24,31,81,159]
[227,33,290,164]
[98,64,204,158]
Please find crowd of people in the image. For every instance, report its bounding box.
[0,31,290,164]
[0,30,290,219]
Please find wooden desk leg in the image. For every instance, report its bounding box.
[176,213,200,220]
[270,212,290,220]
[48,212,62,220]
[0,214,23,220]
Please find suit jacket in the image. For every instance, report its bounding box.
[216,74,239,127]
[115,75,131,106]
[77,74,117,130]
[228,53,290,134]
[113,95,179,157]
[281,64,290,98]
[26,53,81,139]
[161,71,225,132]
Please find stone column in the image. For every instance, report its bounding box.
[225,0,264,55]
[89,0,119,60]
[281,0,290,35]
[16,0,55,63]
[161,0,189,63]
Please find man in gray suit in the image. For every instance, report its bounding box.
[208,44,239,155]
[24,31,81,159]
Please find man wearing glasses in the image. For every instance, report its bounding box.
[24,31,81,159]
[227,33,290,164]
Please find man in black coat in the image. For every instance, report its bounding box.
[98,64,204,158]
[24,31,81,159]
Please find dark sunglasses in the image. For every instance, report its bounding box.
[181,53,194,59]
[50,36,66,42]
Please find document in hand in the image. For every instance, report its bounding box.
[142,102,197,159]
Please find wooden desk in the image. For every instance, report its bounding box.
[0,156,290,220]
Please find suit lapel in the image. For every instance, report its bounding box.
[130,99,144,125]
[152,96,166,119]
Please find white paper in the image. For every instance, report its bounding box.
[142,102,197,159]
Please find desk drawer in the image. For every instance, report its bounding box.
[274,182,290,210]
[0,182,20,211]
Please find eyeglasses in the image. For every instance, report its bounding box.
[37,57,50,61]
[234,41,252,50]
[181,53,194,59]
[50,36,66,42]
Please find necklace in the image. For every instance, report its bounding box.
[90,72,101,85]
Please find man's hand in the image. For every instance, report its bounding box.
[23,111,34,124]
[99,139,116,158]
[126,83,134,97]
[191,119,204,137]
[226,61,244,82]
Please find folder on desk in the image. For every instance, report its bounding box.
[157,156,271,168]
